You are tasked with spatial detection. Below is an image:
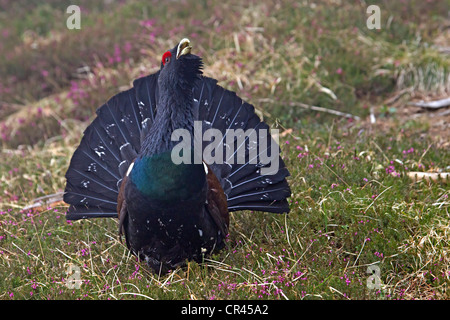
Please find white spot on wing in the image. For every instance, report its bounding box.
[126,162,134,177]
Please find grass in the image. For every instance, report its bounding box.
[0,0,449,300]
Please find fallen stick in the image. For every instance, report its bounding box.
[408,97,450,109]
[407,172,449,183]
[23,192,65,211]
[258,98,361,120]
[290,102,361,120]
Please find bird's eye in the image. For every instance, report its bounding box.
[162,51,172,66]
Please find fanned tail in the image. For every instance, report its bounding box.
[64,73,159,220]
[64,73,290,220]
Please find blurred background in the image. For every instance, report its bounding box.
[0,0,448,148]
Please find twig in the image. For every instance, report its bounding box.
[436,109,450,117]
[407,172,450,183]
[12,242,44,265]
[408,97,450,109]
[384,88,412,105]
[258,98,361,120]
[291,102,360,120]
[22,192,64,211]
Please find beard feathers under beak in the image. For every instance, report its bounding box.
[176,38,192,59]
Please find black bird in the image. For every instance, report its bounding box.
[64,38,291,273]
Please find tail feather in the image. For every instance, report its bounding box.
[132,72,160,134]
[227,185,291,205]
[64,135,122,198]
[228,166,290,198]
[64,205,118,219]
[97,91,140,155]
[194,77,291,214]
[227,199,290,213]
[66,168,119,196]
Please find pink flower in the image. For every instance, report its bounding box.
[139,19,155,28]
[336,68,343,75]
[123,41,132,53]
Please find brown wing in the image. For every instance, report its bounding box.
[205,163,229,236]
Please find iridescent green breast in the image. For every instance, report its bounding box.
[129,151,205,202]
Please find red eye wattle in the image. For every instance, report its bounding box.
[162,51,172,65]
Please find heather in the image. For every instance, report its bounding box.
[0,0,449,300]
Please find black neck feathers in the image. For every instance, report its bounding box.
[140,54,203,157]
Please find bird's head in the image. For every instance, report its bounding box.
[158,38,203,91]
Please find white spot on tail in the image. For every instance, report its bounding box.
[120,142,130,151]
